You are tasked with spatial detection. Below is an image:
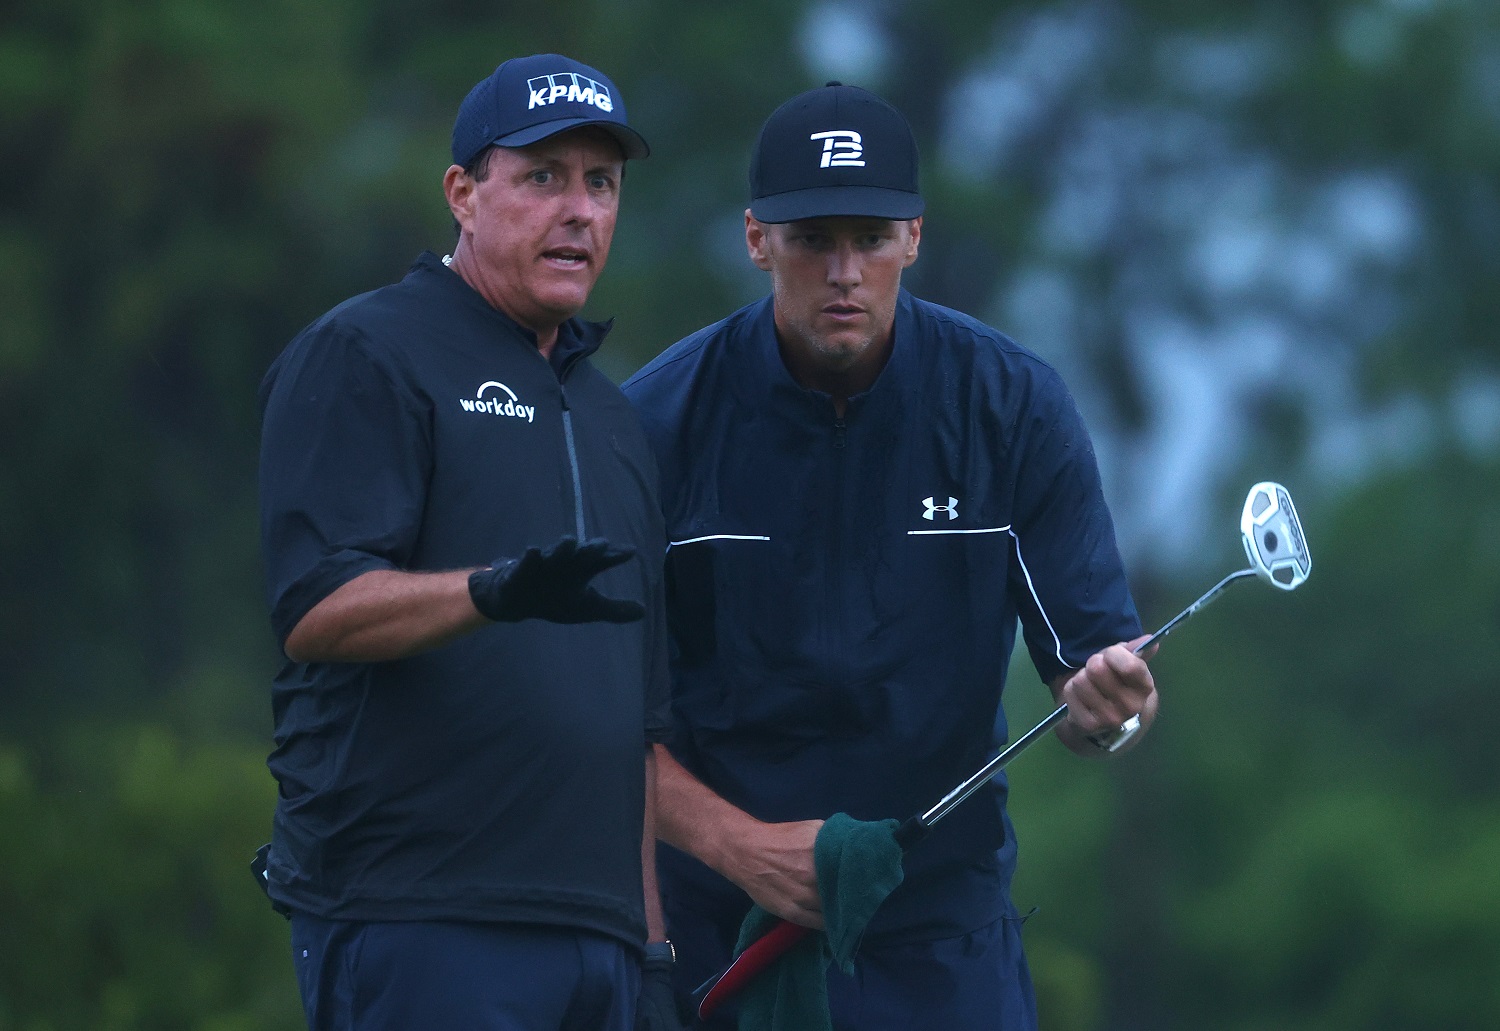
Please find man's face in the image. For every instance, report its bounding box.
[746,215,921,383]
[447,128,624,333]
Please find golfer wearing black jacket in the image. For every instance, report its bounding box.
[258,54,681,1031]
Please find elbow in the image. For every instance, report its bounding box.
[283,609,346,663]
[278,570,395,664]
[282,622,322,664]
[282,614,405,665]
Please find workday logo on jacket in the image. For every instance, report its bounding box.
[459,381,535,423]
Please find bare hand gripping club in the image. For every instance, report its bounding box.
[694,481,1312,1020]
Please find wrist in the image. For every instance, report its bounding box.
[644,939,675,967]
[695,808,755,883]
[467,560,516,622]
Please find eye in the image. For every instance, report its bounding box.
[529,168,554,185]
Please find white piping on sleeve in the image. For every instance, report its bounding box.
[1008,527,1078,671]
[907,526,1011,536]
[667,533,772,551]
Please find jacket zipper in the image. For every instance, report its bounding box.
[561,403,587,539]
[829,411,848,685]
[557,351,589,540]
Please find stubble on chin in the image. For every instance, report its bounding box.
[809,320,875,370]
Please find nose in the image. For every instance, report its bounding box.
[827,241,861,290]
[560,177,596,226]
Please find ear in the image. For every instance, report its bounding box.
[745,210,774,271]
[903,216,922,268]
[444,164,475,233]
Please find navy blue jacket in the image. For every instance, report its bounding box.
[624,290,1139,941]
[258,252,671,948]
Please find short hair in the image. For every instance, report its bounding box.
[452,146,497,237]
[465,145,498,182]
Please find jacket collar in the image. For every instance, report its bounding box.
[410,250,611,363]
[752,289,916,420]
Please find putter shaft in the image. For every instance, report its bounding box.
[914,566,1255,833]
[698,484,1309,1020]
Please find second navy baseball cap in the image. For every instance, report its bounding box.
[451,53,650,167]
[749,82,923,223]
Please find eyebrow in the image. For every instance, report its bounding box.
[534,152,624,175]
[786,220,896,235]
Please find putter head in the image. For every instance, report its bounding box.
[1240,481,1311,591]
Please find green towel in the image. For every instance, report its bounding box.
[733,813,905,1031]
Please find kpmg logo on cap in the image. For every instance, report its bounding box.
[527,72,614,113]
[810,130,865,168]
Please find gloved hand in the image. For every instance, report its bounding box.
[636,944,688,1031]
[468,537,645,624]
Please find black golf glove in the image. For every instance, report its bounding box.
[636,943,687,1031]
[468,537,645,624]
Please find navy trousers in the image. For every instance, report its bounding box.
[672,891,1037,1031]
[823,914,1038,1031]
[290,914,640,1031]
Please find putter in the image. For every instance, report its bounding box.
[695,481,1311,1020]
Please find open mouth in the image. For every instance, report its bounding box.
[543,247,589,269]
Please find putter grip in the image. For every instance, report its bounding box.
[698,920,811,1019]
[698,816,926,1020]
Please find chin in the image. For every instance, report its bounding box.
[539,286,594,318]
[814,336,869,363]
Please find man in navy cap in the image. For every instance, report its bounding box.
[624,83,1158,1029]
[258,54,682,1031]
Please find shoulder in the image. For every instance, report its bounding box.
[262,273,446,414]
[276,287,401,371]
[903,293,1071,406]
[905,294,1051,370]
[623,298,769,401]
[622,299,772,445]
[329,264,454,343]
[289,262,441,351]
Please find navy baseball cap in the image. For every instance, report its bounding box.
[451,53,649,167]
[749,82,922,223]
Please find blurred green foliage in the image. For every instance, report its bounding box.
[1008,460,1500,1030]
[0,728,298,1030]
[2,0,1497,1028]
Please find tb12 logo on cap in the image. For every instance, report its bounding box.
[527,72,614,113]
[810,130,865,168]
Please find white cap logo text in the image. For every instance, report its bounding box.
[527,73,614,113]
[460,381,535,423]
[811,130,865,168]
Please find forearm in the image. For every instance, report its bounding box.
[283,568,489,663]
[653,743,762,877]
[642,745,667,941]
[652,743,824,927]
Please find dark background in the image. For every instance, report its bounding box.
[3,1,1498,1028]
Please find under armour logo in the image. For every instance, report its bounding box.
[923,497,959,521]
[810,130,865,168]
